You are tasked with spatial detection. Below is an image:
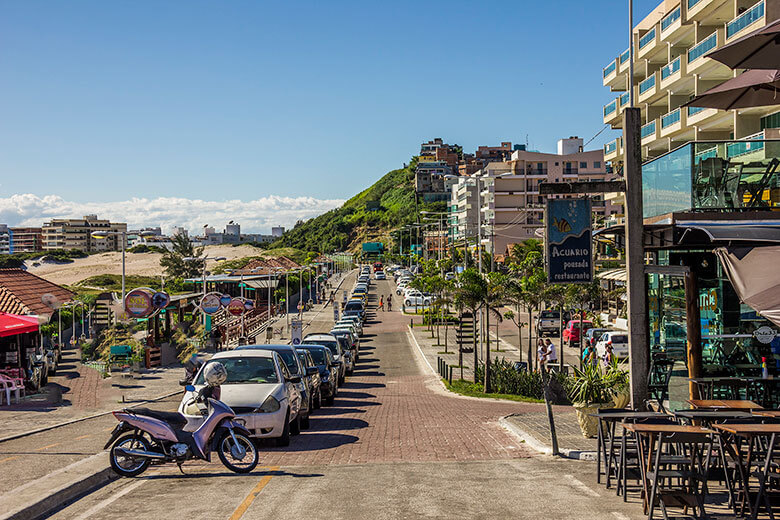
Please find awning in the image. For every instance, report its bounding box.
[715,246,780,328]
[597,268,626,282]
[0,313,40,337]
[679,225,780,245]
[244,280,279,290]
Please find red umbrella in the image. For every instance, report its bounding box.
[708,18,780,70]
[683,69,780,110]
[0,313,40,337]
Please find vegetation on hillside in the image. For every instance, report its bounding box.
[270,160,445,253]
[0,248,89,268]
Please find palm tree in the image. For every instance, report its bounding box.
[502,278,526,364]
[482,272,506,393]
[454,268,486,383]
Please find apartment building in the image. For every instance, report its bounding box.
[9,227,42,253]
[477,138,619,255]
[449,177,479,245]
[0,225,10,254]
[602,0,780,164]
[41,215,127,252]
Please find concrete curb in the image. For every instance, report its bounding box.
[0,452,117,520]
[0,389,183,444]
[499,415,597,461]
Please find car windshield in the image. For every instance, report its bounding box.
[303,348,327,365]
[303,340,339,356]
[336,336,351,350]
[612,335,628,343]
[540,311,559,318]
[345,302,363,312]
[195,357,278,385]
[296,353,310,367]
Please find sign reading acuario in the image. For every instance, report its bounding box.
[545,198,593,284]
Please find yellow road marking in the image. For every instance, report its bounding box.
[36,443,60,451]
[75,434,91,440]
[229,466,280,520]
[0,456,19,464]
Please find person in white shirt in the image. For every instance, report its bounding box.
[544,338,558,367]
[537,339,547,372]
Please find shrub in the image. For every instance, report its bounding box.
[475,357,574,404]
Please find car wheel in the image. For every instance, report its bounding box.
[313,391,321,409]
[405,300,412,307]
[290,414,301,435]
[275,410,291,447]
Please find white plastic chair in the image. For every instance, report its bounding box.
[0,374,24,404]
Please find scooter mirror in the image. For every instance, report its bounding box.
[185,384,196,392]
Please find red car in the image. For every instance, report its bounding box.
[373,262,383,272]
[562,319,594,347]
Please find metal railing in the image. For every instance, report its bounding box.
[661,108,681,129]
[641,120,656,139]
[688,32,717,63]
[727,1,764,39]
[661,56,681,80]
[661,6,681,32]
[604,140,618,155]
[603,61,616,78]
[688,0,702,8]
[639,27,657,49]
[688,105,706,116]
[639,74,656,94]
[726,131,765,157]
[620,48,630,64]
[604,100,617,117]
[620,91,630,106]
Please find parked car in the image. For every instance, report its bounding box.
[444,272,456,281]
[562,319,594,347]
[297,350,322,409]
[329,328,357,371]
[375,271,386,280]
[338,315,363,335]
[297,345,339,405]
[536,309,561,337]
[343,300,365,320]
[303,333,347,384]
[334,320,361,338]
[584,328,609,348]
[404,290,431,307]
[178,349,301,446]
[595,331,629,359]
[236,344,312,429]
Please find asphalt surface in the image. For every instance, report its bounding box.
[47,272,644,519]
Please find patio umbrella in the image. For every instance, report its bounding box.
[0,313,40,337]
[715,246,780,328]
[708,18,780,70]
[683,69,780,110]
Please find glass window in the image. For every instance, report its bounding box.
[580,162,587,168]
[594,161,601,168]
[305,348,327,365]
[303,339,340,356]
[195,357,279,385]
[642,144,692,218]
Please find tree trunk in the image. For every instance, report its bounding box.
[485,307,491,393]
[444,319,449,354]
[473,307,479,384]
[516,304,523,364]
[529,305,536,372]
[527,305,534,371]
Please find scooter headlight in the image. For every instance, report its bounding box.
[254,395,281,413]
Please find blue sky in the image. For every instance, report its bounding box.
[0,0,659,232]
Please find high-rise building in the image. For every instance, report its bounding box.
[9,227,42,253]
[602,0,780,164]
[0,225,10,254]
[449,177,479,246]
[271,226,285,237]
[41,215,127,252]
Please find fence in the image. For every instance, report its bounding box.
[437,357,454,384]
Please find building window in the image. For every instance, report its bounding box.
[760,111,780,130]
[594,161,601,168]
[580,162,587,168]
[555,162,559,166]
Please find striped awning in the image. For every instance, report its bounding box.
[597,268,627,282]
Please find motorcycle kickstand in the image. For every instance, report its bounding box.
[177,462,186,475]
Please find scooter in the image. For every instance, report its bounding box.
[104,384,258,477]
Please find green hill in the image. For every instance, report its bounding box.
[271,159,446,253]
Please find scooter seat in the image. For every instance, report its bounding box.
[129,408,188,429]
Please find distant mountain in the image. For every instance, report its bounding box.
[271,159,445,253]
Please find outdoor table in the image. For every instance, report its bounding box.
[674,409,754,426]
[623,423,714,515]
[753,410,780,419]
[713,423,780,519]
[589,411,669,489]
[687,399,762,410]
[689,377,748,400]
[743,378,780,409]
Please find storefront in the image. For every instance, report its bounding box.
[0,313,42,387]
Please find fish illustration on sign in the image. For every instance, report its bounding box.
[552,217,571,233]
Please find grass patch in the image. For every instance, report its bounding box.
[443,378,543,404]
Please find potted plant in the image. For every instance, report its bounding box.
[570,363,613,438]
[605,358,630,408]
[130,345,144,373]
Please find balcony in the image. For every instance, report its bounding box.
[638,26,659,59]
[604,137,623,161]
[727,1,765,41]
[686,31,727,77]
[603,97,619,125]
[617,48,631,73]
[638,71,660,103]
[641,119,658,144]
[660,5,682,41]
[642,138,780,218]
[687,105,718,125]
[660,107,685,137]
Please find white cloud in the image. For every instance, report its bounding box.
[0,194,345,234]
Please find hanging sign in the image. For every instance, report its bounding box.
[151,291,170,310]
[243,299,255,312]
[227,298,247,316]
[220,294,232,307]
[545,198,593,284]
[125,289,154,318]
[200,292,223,315]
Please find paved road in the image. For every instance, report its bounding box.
[49,275,643,519]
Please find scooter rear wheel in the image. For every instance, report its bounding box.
[110,434,151,477]
[217,431,258,474]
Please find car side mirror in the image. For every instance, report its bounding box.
[287,376,302,384]
[306,366,318,376]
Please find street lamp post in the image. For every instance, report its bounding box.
[184,256,226,325]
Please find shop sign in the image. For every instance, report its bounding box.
[227,298,246,316]
[243,299,255,312]
[545,198,592,284]
[754,326,777,344]
[200,292,223,315]
[125,289,154,318]
[219,295,232,307]
[151,291,170,310]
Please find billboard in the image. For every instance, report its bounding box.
[545,198,592,284]
[362,242,384,253]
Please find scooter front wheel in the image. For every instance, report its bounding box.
[110,434,151,477]
[217,431,258,474]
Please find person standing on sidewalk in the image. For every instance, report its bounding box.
[387,294,392,311]
[544,338,557,370]
[379,295,384,312]
[536,339,547,372]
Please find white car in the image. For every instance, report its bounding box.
[375,271,386,280]
[335,320,360,338]
[338,315,363,334]
[595,331,629,359]
[179,350,302,447]
[303,334,347,384]
[404,290,431,307]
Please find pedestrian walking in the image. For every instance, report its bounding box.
[537,338,547,372]
[602,343,615,368]
[387,294,392,311]
[379,295,385,312]
[544,338,558,369]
